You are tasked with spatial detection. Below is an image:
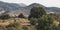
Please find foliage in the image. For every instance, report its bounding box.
[28,7,46,19]
[0,14,10,20]
[18,13,25,18]
[7,22,20,27]
[6,21,22,30]
[37,15,56,30]
[0,24,22,30]
[29,17,38,25]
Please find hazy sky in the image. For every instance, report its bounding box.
[0,0,60,7]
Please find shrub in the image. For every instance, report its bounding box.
[0,14,10,20]
[7,22,20,27]
[18,13,25,18]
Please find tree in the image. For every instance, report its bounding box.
[28,7,46,19]
[18,13,25,18]
[37,15,56,30]
[30,18,38,25]
[0,14,10,20]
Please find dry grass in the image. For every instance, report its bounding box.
[0,18,30,26]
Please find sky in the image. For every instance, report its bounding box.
[0,0,60,7]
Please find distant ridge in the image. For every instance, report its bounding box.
[0,1,60,17]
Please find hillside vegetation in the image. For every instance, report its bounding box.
[0,2,60,30]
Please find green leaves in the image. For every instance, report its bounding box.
[18,13,25,18]
[28,7,46,19]
[37,15,56,30]
[0,14,10,20]
[29,18,38,25]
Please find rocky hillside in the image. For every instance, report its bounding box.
[0,1,60,17]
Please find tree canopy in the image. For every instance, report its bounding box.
[28,7,46,19]
[18,13,25,18]
[37,15,56,30]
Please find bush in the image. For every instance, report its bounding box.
[18,13,25,18]
[30,18,38,25]
[7,22,20,27]
[0,14,10,20]
[6,22,22,30]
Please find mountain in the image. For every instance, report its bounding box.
[0,1,60,17]
[26,3,60,13]
[26,3,45,9]
[7,3,60,17]
[0,1,27,14]
[18,3,27,7]
[0,1,27,11]
[46,7,60,12]
[45,7,60,14]
[7,3,46,17]
[7,8,29,17]
[0,1,18,11]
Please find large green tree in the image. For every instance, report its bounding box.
[28,7,46,19]
[37,15,56,30]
